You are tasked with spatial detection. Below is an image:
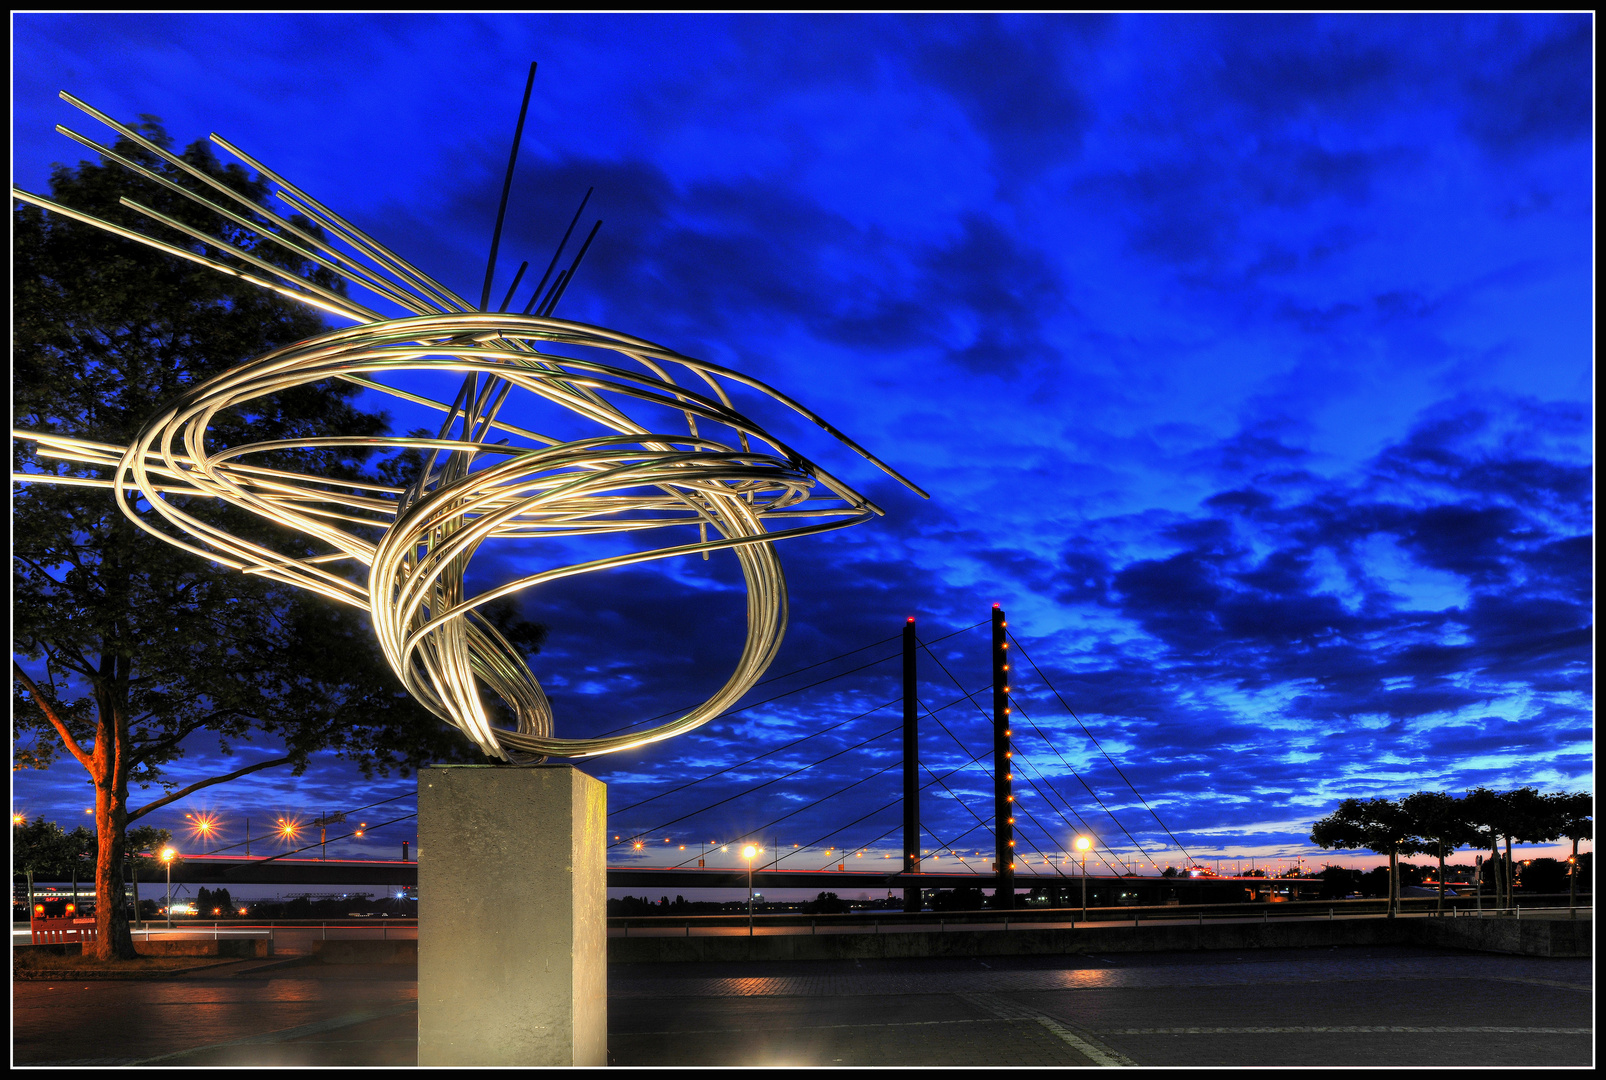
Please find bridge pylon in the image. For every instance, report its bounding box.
[902,616,920,913]
[993,604,1015,909]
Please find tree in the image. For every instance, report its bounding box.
[929,886,986,912]
[13,120,500,960]
[196,886,235,917]
[1550,791,1592,912]
[1309,798,1424,917]
[1315,864,1363,901]
[63,824,96,908]
[1401,791,1479,914]
[1516,858,1569,895]
[124,825,171,929]
[12,816,76,918]
[802,891,850,915]
[1460,787,1510,909]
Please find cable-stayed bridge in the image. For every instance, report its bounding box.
[148,606,1258,904]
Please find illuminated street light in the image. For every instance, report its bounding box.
[743,844,759,936]
[188,813,218,853]
[161,847,177,929]
[12,814,23,826]
[1075,836,1093,923]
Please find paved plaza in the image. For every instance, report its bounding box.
[12,945,1592,1067]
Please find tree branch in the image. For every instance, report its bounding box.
[127,755,295,822]
[12,660,95,772]
[127,711,248,765]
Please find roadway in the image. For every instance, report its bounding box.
[15,903,1586,947]
[12,944,1591,1066]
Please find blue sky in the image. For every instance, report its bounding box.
[12,13,1593,887]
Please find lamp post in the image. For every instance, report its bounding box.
[743,844,758,936]
[1075,836,1092,923]
[161,847,176,929]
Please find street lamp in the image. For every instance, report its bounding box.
[1075,836,1092,923]
[743,844,758,936]
[161,847,177,929]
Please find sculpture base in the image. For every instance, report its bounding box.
[417,764,607,1066]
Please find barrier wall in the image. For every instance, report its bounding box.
[608,914,1591,964]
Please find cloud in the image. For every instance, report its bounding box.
[1461,15,1592,154]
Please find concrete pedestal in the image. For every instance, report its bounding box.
[418,764,607,1066]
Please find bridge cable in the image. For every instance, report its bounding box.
[1008,749,1128,876]
[1008,631,1196,864]
[611,693,900,816]
[918,636,1140,875]
[644,682,996,867]
[606,723,900,849]
[594,648,901,740]
[660,759,905,869]
[197,809,419,867]
[595,618,989,740]
[907,651,1093,871]
[196,791,418,857]
[1009,695,1165,873]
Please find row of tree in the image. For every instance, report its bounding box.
[12,815,173,917]
[1310,788,1592,916]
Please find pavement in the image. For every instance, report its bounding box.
[12,945,1593,1067]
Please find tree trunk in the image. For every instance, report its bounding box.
[87,665,138,960]
[90,776,137,959]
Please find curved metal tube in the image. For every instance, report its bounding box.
[11,93,924,763]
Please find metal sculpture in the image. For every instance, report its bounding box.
[12,89,924,763]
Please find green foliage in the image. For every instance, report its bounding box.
[13,120,531,957]
[1400,791,1479,859]
[1516,858,1569,894]
[1313,786,1591,911]
[1315,864,1363,900]
[195,886,234,915]
[13,816,76,879]
[928,886,986,912]
[1552,791,1592,843]
[1309,798,1424,860]
[13,119,493,786]
[802,891,850,914]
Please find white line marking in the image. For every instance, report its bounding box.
[957,991,1137,1066]
[1036,1015,1138,1066]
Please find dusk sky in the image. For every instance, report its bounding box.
[12,13,1593,892]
